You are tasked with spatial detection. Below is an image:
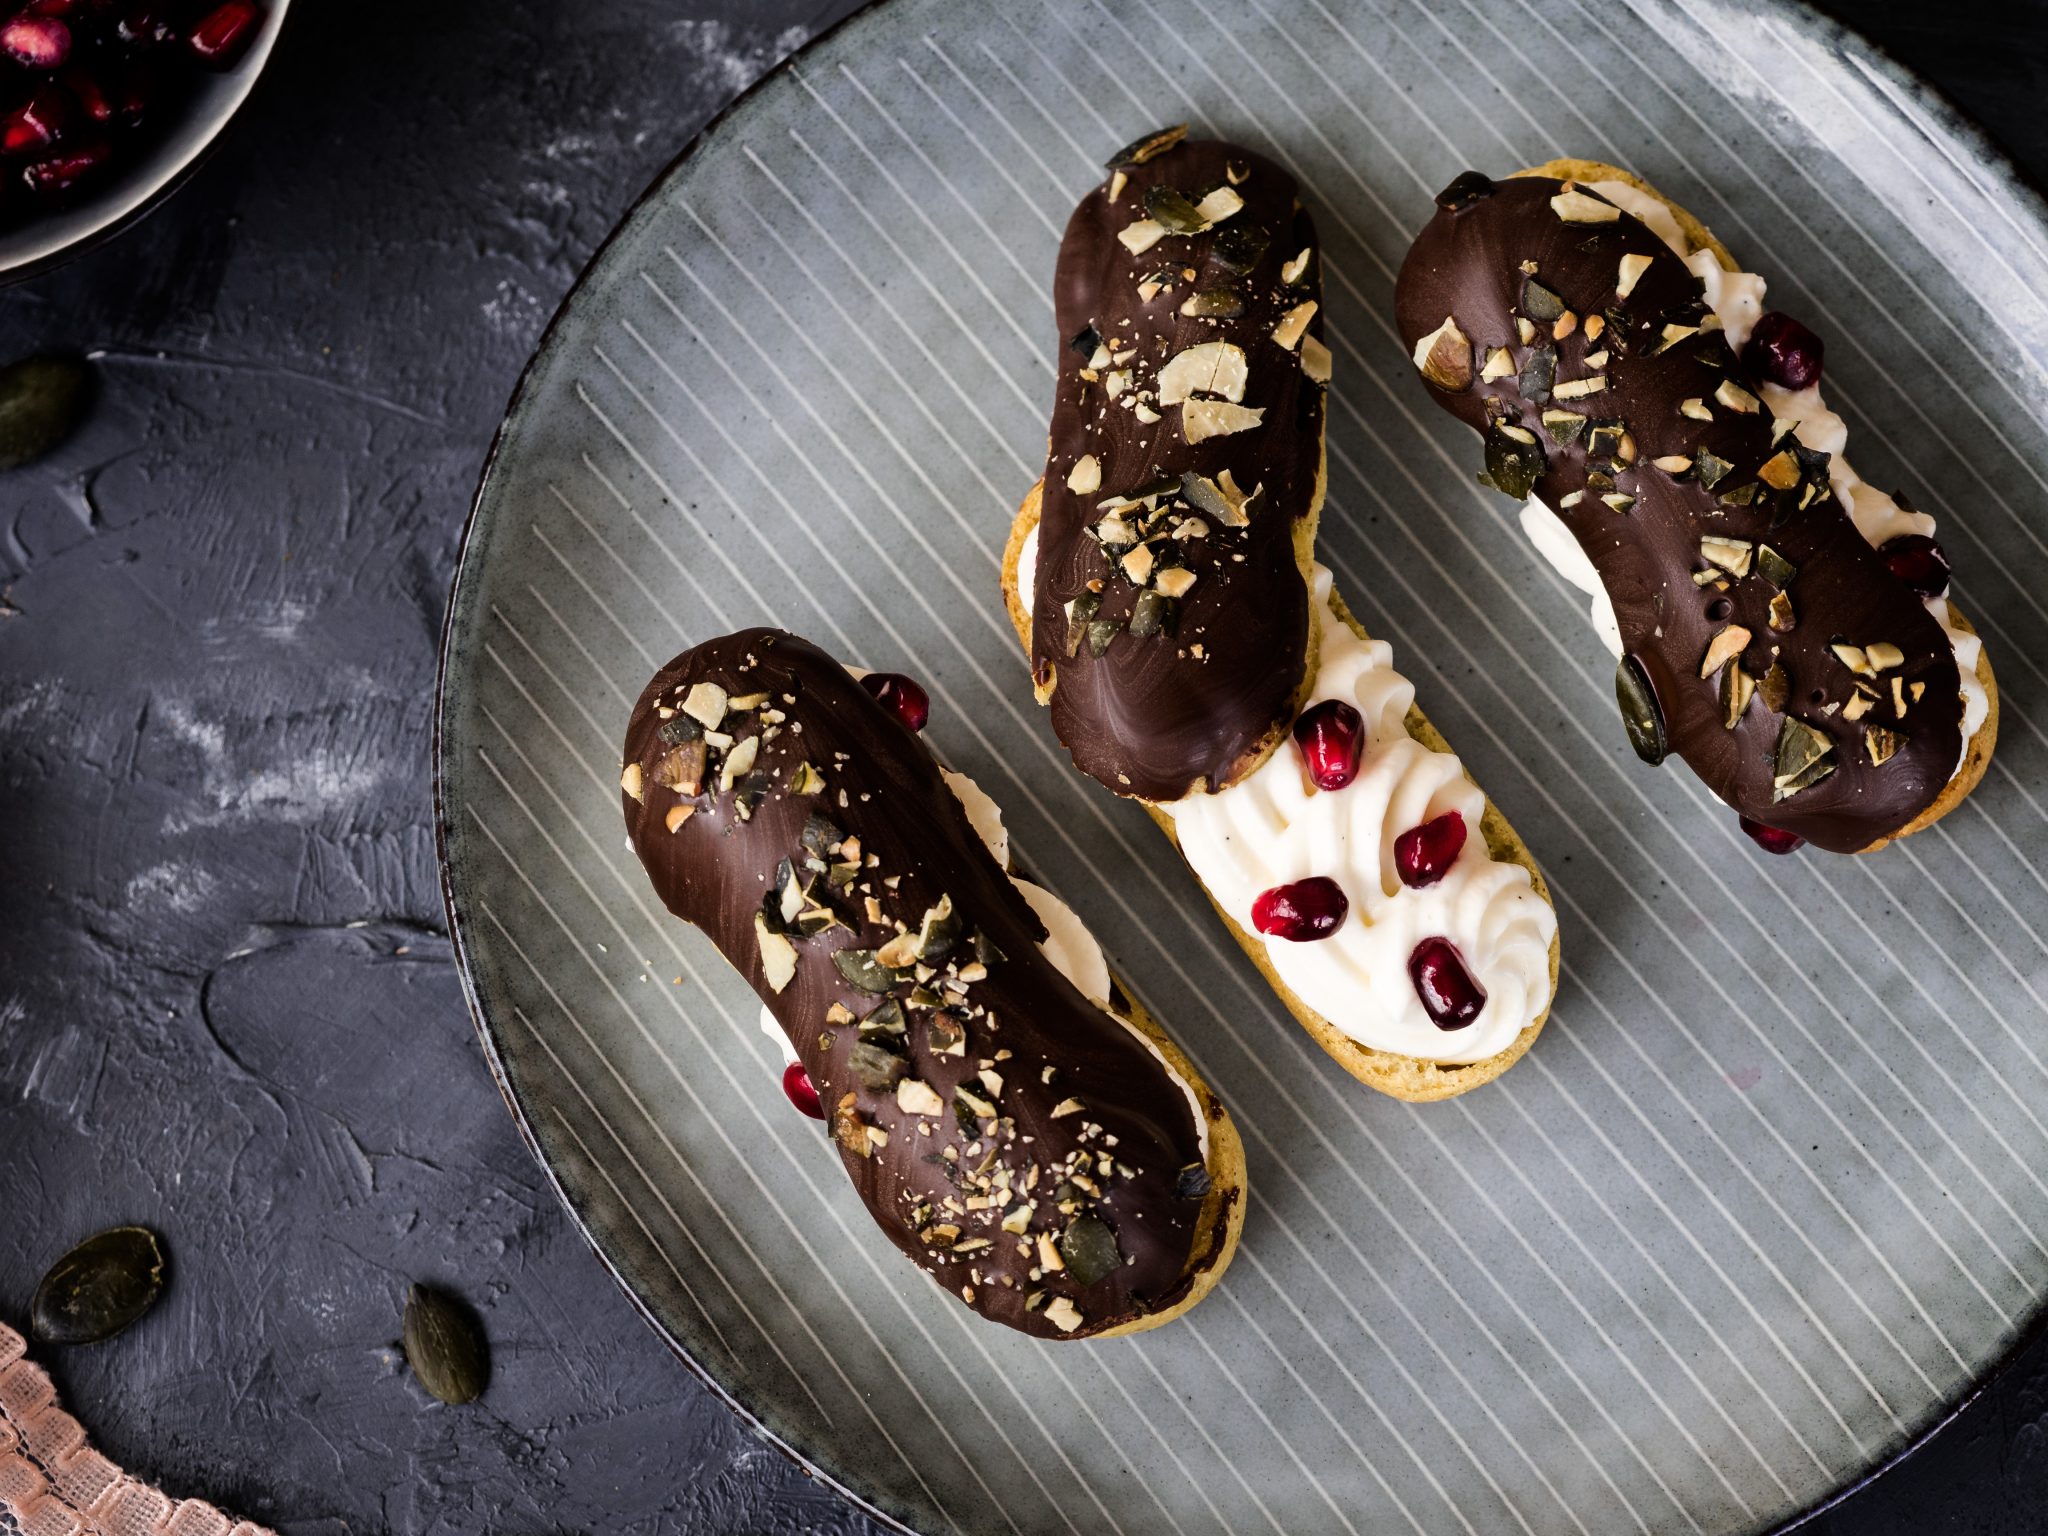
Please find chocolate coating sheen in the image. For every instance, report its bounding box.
[1033,138,1324,802]
[621,629,1223,1338]
[1395,173,1962,853]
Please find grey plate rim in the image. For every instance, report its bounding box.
[430,3,2048,1531]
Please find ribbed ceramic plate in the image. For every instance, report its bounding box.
[435,2,2048,1531]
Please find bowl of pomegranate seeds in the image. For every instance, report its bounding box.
[0,0,286,279]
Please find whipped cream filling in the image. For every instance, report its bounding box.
[1519,178,1986,775]
[761,720,1206,1153]
[1024,532,1554,1063]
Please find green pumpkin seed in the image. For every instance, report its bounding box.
[1615,654,1668,766]
[1181,288,1244,319]
[1105,123,1186,169]
[1520,278,1567,322]
[1128,591,1177,637]
[0,354,92,471]
[31,1225,164,1345]
[848,1039,908,1091]
[1517,344,1556,403]
[402,1284,488,1405]
[1175,1163,1212,1199]
[1086,617,1121,656]
[1482,423,1546,501]
[1143,186,1207,235]
[833,948,900,994]
[1058,1215,1122,1287]
[1211,222,1270,273]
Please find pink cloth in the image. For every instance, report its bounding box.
[0,1323,273,1536]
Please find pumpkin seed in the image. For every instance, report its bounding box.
[1517,344,1556,403]
[833,948,899,994]
[1615,655,1667,765]
[1482,422,1545,501]
[1144,185,1207,235]
[31,1225,164,1345]
[1175,1162,1212,1199]
[848,1039,908,1092]
[1212,221,1270,273]
[1105,124,1186,168]
[1058,1215,1122,1288]
[1128,591,1176,637]
[1179,288,1244,319]
[402,1284,488,1405]
[1520,278,1567,322]
[0,354,92,471]
[1434,170,1495,210]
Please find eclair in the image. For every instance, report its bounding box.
[1004,127,1559,1102]
[620,629,1244,1337]
[1396,161,1997,854]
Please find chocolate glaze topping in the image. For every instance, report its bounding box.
[622,629,1229,1338]
[1396,173,1963,853]
[1033,133,1326,802]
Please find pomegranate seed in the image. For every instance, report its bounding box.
[0,15,70,66]
[1744,311,1825,391]
[1395,809,1468,888]
[1251,876,1348,942]
[1739,816,1805,856]
[1880,534,1951,599]
[781,1061,824,1119]
[1292,698,1364,790]
[21,136,107,195]
[60,67,112,123]
[1,87,69,156]
[186,0,259,66]
[1409,938,1486,1030]
[859,671,929,732]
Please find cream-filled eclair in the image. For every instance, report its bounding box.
[1396,162,1997,854]
[1007,128,1559,1102]
[621,629,1243,1337]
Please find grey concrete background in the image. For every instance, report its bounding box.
[0,1,2042,1531]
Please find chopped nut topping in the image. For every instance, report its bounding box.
[1552,375,1608,400]
[1720,665,1755,728]
[1192,185,1244,225]
[755,916,797,994]
[1842,692,1874,722]
[1480,346,1514,382]
[1652,454,1694,474]
[1299,333,1332,384]
[1154,566,1196,599]
[1552,186,1620,223]
[1715,379,1761,414]
[1700,536,1753,576]
[1700,624,1752,679]
[1116,219,1166,255]
[681,682,729,729]
[1410,314,1473,392]
[1553,310,1578,340]
[1616,251,1653,298]
[1830,642,1874,677]
[663,804,694,833]
[1107,169,1127,203]
[1757,449,1801,490]
[1182,399,1265,443]
[1516,317,1537,345]
[1050,1098,1085,1118]
[1042,1297,1084,1334]
[1156,340,1248,405]
[896,1079,944,1116]
[1865,641,1904,671]
[1866,726,1905,765]
[1768,591,1796,632]
[1279,247,1312,285]
[1679,396,1713,421]
[1121,545,1156,585]
[1271,299,1317,351]
[620,761,645,802]
[1584,313,1606,342]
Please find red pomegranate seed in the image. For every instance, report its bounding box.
[1,88,69,156]
[1251,876,1348,941]
[60,67,112,123]
[1409,938,1486,1030]
[1880,534,1951,599]
[186,0,259,66]
[1744,311,1825,391]
[859,671,929,732]
[1395,809,1468,888]
[781,1061,824,1120]
[1738,816,1805,855]
[21,136,107,195]
[0,15,70,67]
[1292,698,1364,790]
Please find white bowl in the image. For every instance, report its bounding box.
[0,0,290,281]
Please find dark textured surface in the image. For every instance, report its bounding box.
[0,0,2041,1530]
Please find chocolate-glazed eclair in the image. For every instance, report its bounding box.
[620,629,1244,1337]
[1023,125,1328,801]
[1396,162,1997,854]
[1007,130,1559,1103]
